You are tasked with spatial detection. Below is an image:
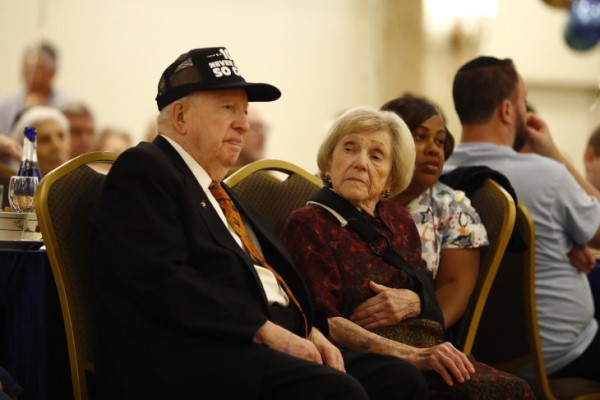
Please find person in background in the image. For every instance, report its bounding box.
[0,41,79,134]
[233,104,269,167]
[91,127,133,174]
[59,101,96,158]
[381,94,488,329]
[11,106,70,176]
[282,106,533,398]
[0,134,21,166]
[518,102,598,293]
[584,126,600,193]
[583,125,600,320]
[95,127,132,155]
[445,55,600,384]
[91,46,428,400]
[515,102,600,320]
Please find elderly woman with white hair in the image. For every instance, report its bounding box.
[281,106,533,398]
[11,105,70,176]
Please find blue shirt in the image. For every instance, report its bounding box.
[445,142,600,376]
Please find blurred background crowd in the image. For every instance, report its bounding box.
[2,0,600,177]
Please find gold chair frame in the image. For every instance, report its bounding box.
[226,159,322,187]
[476,203,553,397]
[34,151,117,400]
[450,178,517,355]
[473,203,600,399]
[225,159,323,234]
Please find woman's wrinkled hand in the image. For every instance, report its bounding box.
[350,281,421,329]
[412,342,475,386]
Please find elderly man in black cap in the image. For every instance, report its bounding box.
[91,47,427,400]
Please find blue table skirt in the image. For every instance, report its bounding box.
[0,249,73,400]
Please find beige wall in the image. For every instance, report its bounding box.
[419,0,600,173]
[1,0,600,174]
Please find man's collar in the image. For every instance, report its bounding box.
[160,134,212,190]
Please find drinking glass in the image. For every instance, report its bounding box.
[8,176,38,213]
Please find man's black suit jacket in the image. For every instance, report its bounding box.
[91,135,320,399]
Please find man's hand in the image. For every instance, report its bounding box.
[350,281,420,329]
[308,328,345,371]
[521,113,561,160]
[568,243,596,274]
[253,320,323,365]
[410,342,475,386]
[0,134,22,162]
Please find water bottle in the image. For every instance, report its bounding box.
[17,126,42,181]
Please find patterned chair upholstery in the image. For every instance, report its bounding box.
[225,159,323,235]
[447,178,516,354]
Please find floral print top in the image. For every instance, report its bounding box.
[405,181,488,277]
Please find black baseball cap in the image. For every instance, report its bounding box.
[155,47,281,110]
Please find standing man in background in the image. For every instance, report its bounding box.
[0,41,79,134]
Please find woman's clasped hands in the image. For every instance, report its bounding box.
[351,280,474,386]
[350,281,421,329]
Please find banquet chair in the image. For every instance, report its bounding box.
[471,203,547,394]
[471,203,600,399]
[225,159,323,235]
[34,151,118,400]
[447,178,516,355]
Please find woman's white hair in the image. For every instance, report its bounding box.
[11,105,70,143]
[316,105,415,198]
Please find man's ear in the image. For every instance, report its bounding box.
[172,101,187,134]
[498,99,513,125]
[584,146,597,171]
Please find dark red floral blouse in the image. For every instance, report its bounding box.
[282,198,446,347]
[282,197,536,399]
[281,199,425,320]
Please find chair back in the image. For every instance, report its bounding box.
[225,159,323,235]
[34,151,118,400]
[472,203,600,399]
[448,178,516,354]
[471,202,543,382]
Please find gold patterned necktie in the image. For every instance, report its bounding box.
[209,181,308,336]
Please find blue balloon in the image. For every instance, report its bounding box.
[564,0,600,51]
